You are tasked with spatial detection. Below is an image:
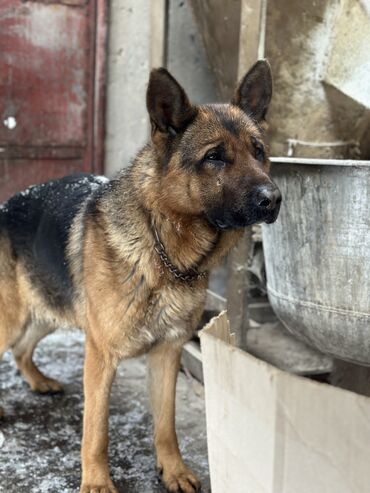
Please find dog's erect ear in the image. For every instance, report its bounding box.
[232,60,272,122]
[146,68,196,136]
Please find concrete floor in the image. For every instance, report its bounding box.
[0,331,211,493]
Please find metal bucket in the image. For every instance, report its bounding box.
[262,158,370,365]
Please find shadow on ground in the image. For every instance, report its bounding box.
[0,331,211,493]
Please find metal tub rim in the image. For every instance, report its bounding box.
[270,157,370,167]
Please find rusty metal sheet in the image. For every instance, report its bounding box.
[0,0,107,201]
[0,158,83,198]
[20,1,89,7]
[0,1,89,148]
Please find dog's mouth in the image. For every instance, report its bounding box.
[213,219,231,230]
[207,215,241,231]
[264,216,278,224]
[207,204,281,231]
[263,204,281,224]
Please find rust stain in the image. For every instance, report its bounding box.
[22,1,88,7]
[0,0,108,201]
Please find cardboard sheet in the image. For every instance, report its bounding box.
[200,311,370,493]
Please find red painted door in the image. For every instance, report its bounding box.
[0,0,107,201]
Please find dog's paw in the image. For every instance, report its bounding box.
[159,463,201,493]
[80,481,118,493]
[31,376,63,394]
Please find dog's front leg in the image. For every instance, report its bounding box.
[148,342,201,493]
[80,336,118,493]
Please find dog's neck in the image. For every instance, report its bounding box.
[126,144,243,277]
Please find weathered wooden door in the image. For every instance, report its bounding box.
[0,0,107,201]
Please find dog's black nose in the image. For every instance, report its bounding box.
[256,185,282,211]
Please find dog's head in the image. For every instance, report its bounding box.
[146,60,281,230]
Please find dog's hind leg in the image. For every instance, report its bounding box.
[12,321,62,393]
[147,342,201,493]
[0,265,28,415]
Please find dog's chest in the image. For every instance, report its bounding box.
[135,283,206,348]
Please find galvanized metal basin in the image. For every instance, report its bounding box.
[262,158,370,365]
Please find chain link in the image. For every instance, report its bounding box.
[153,225,207,284]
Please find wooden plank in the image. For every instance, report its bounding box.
[249,301,277,323]
[150,0,168,68]
[226,231,254,349]
[182,341,203,383]
[247,321,333,376]
[205,289,226,312]
[238,0,267,75]
[225,0,267,349]
[92,0,109,174]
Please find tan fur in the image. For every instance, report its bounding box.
[0,62,278,493]
[75,141,247,491]
[148,342,201,493]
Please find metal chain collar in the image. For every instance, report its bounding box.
[152,224,207,284]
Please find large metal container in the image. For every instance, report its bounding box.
[262,158,370,365]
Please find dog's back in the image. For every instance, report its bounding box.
[0,173,108,353]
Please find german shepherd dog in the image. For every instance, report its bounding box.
[0,60,281,492]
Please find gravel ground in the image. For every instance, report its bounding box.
[0,331,211,493]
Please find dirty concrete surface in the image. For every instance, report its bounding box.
[0,331,211,493]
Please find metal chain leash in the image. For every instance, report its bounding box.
[153,224,207,284]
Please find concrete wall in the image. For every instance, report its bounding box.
[189,0,370,159]
[104,0,223,177]
[265,0,370,159]
[104,0,370,171]
[104,0,150,177]
[167,0,221,104]
[189,0,242,100]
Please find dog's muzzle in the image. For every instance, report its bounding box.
[207,182,282,230]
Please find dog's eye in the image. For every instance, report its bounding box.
[202,146,228,169]
[205,149,222,161]
[252,138,265,162]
